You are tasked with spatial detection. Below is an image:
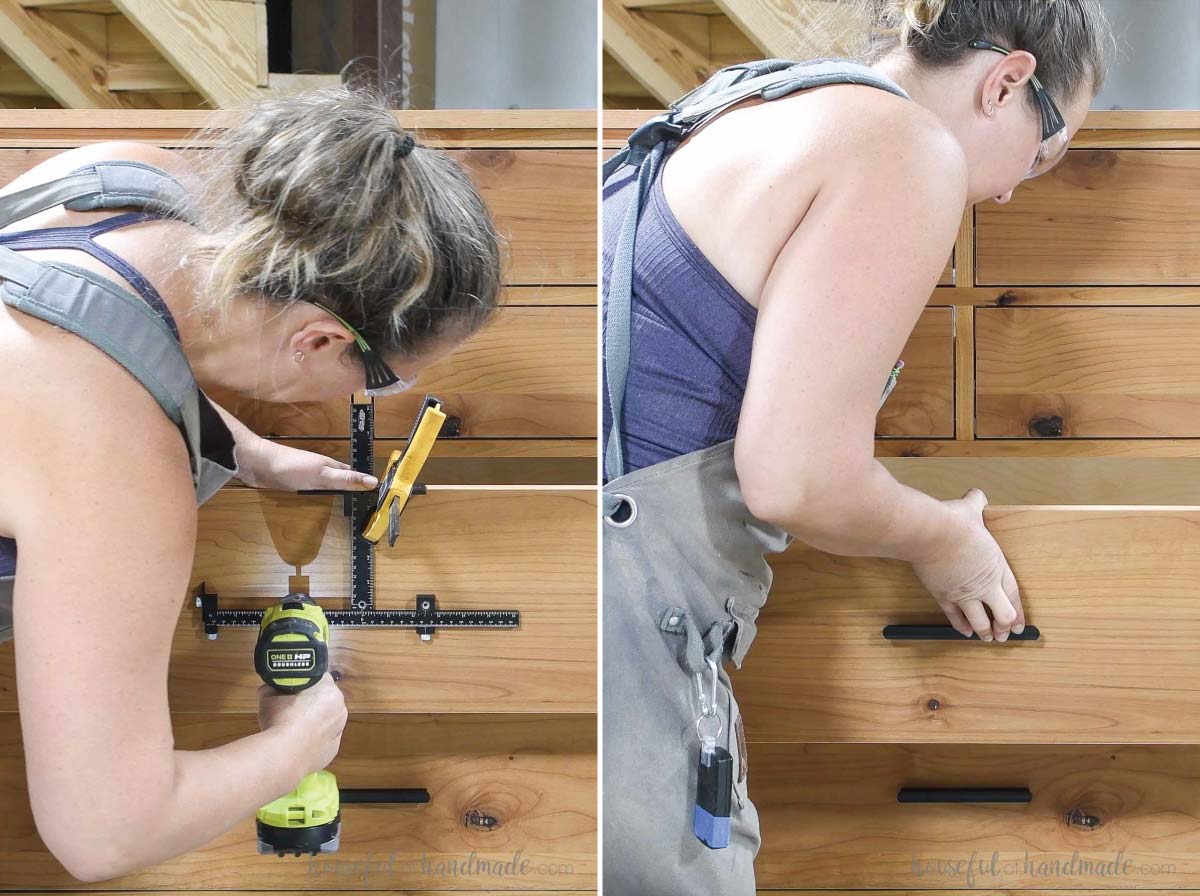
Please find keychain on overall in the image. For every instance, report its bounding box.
[692,655,734,848]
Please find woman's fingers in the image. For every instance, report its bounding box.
[958,598,993,642]
[319,465,378,489]
[940,601,973,638]
[1001,564,1025,633]
[982,584,1017,641]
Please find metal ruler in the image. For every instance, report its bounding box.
[197,397,520,640]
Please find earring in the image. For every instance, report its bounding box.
[985,101,995,118]
[293,350,305,363]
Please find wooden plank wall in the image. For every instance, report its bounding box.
[0,110,598,891]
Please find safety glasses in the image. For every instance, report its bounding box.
[968,38,1069,180]
[309,302,417,397]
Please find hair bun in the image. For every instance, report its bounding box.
[900,0,949,33]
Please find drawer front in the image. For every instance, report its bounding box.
[732,507,1200,743]
[210,306,597,439]
[976,150,1200,285]
[876,307,954,438]
[0,489,597,714]
[976,307,1200,438]
[0,147,597,286]
[752,742,1199,889]
[0,711,595,889]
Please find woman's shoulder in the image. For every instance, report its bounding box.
[0,300,193,522]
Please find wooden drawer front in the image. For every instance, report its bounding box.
[733,507,1200,743]
[751,743,1199,889]
[271,438,596,486]
[0,488,597,714]
[206,305,597,440]
[876,307,954,438]
[976,308,1200,438]
[0,712,596,890]
[0,147,597,286]
[448,148,596,285]
[976,150,1200,285]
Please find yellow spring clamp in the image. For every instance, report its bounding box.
[361,398,446,546]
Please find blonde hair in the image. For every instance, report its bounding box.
[870,0,1113,104]
[171,80,504,366]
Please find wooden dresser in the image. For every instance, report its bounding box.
[0,109,598,893]
[605,108,1200,893]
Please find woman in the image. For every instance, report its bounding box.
[601,1,1111,893]
[0,84,501,880]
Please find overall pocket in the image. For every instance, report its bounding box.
[659,602,748,811]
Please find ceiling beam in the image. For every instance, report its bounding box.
[110,0,260,107]
[711,0,869,60]
[0,0,123,107]
[603,0,709,106]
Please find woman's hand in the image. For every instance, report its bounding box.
[237,436,378,492]
[257,672,348,775]
[908,488,1024,642]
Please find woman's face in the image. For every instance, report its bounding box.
[974,84,1092,206]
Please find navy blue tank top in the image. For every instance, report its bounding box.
[0,209,176,579]
[601,157,758,476]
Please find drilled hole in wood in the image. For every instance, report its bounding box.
[1066,807,1103,830]
[464,808,501,831]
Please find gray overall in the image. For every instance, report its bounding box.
[0,161,241,643]
[601,60,909,896]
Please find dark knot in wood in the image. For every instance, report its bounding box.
[1029,414,1064,438]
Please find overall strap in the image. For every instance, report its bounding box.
[0,210,182,341]
[0,160,197,232]
[602,59,910,510]
[0,160,201,426]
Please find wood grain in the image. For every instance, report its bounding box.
[882,457,1200,505]
[110,0,260,108]
[602,0,708,105]
[977,150,1200,285]
[953,305,973,439]
[208,307,597,440]
[0,488,598,713]
[752,743,1200,888]
[733,506,1200,742]
[710,0,868,61]
[0,711,596,889]
[929,286,1200,307]
[976,307,1200,438]
[875,307,954,439]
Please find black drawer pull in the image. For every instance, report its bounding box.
[340,788,430,804]
[883,624,1040,641]
[898,787,1032,803]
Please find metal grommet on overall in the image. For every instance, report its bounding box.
[603,493,638,528]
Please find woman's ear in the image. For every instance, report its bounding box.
[290,308,354,357]
[987,50,1038,110]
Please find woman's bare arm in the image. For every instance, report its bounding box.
[734,113,1022,639]
[7,340,311,881]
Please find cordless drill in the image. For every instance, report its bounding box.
[253,593,341,856]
